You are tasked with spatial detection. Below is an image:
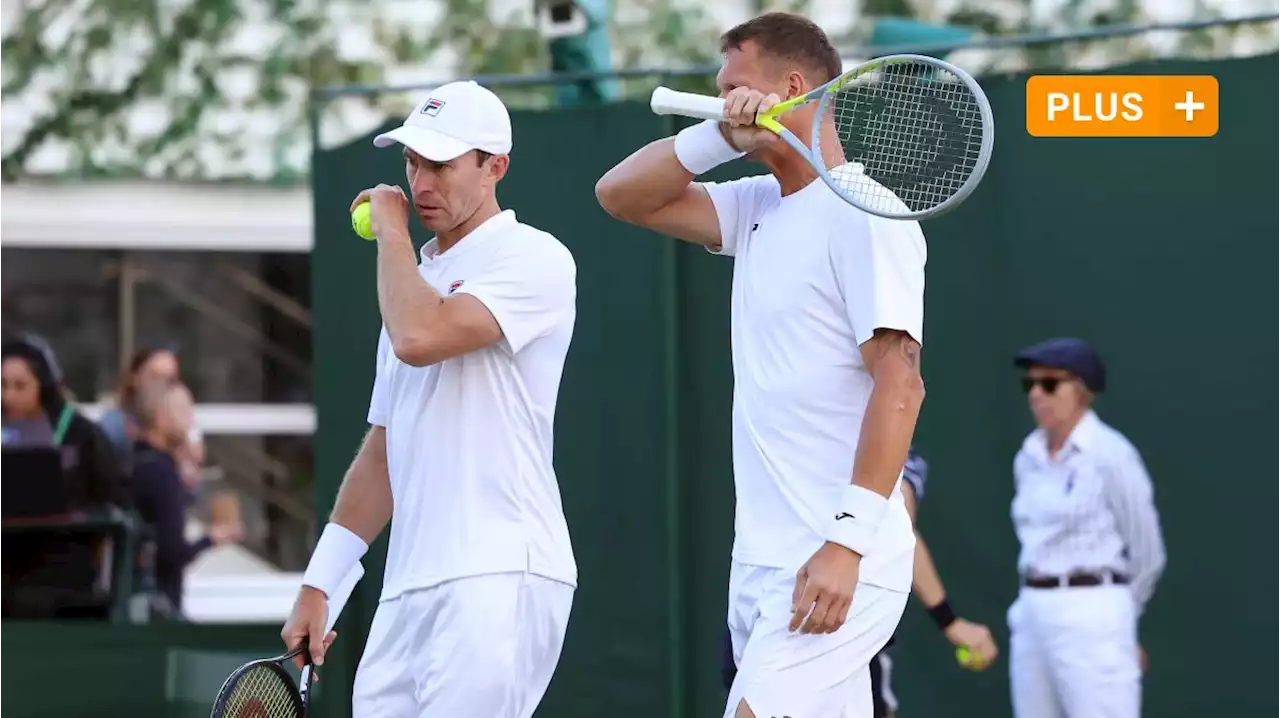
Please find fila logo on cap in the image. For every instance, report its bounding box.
[421,98,445,117]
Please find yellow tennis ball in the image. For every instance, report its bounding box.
[351,201,375,241]
[956,646,987,671]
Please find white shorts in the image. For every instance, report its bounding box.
[724,561,909,718]
[352,571,574,718]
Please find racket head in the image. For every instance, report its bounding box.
[210,650,306,718]
[810,53,995,220]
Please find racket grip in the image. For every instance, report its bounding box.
[650,86,727,121]
[298,563,362,693]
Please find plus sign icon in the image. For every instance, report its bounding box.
[1174,90,1206,122]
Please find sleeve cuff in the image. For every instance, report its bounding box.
[455,287,535,355]
[700,182,739,257]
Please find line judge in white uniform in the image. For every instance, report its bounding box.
[281,80,579,718]
[1008,337,1166,718]
[597,13,923,718]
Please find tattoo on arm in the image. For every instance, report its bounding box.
[875,330,921,371]
[899,335,919,369]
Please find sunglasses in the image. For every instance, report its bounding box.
[1021,377,1071,394]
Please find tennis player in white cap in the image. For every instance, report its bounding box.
[281,80,580,718]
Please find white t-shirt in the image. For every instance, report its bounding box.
[366,210,578,601]
[702,170,926,592]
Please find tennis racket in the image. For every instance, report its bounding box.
[209,563,364,718]
[650,53,995,220]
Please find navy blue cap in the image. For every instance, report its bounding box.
[1014,337,1106,393]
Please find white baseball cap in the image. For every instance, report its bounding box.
[373,80,513,161]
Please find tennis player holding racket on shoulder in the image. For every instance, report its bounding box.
[597,12,928,718]
[281,80,578,717]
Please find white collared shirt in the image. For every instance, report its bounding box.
[1011,410,1167,613]
[367,210,578,601]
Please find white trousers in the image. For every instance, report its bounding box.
[352,572,574,718]
[724,561,909,718]
[1008,585,1141,718]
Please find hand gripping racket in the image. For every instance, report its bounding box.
[209,563,364,718]
[651,53,995,220]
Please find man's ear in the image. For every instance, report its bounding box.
[785,70,809,100]
[488,154,510,182]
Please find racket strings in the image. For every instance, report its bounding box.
[828,60,985,215]
[217,665,302,718]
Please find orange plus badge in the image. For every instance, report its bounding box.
[1025,75,1218,138]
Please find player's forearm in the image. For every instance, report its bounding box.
[911,532,947,608]
[595,138,694,221]
[330,427,393,544]
[826,335,923,557]
[376,230,444,363]
[301,429,387,598]
[850,370,924,498]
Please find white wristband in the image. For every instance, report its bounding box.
[673,120,744,175]
[824,485,891,557]
[302,523,369,598]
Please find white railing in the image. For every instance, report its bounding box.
[183,572,305,624]
[78,402,316,436]
[0,181,313,253]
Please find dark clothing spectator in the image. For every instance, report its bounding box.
[129,440,210,612]
[1,340,128,509]
[1,336,130,619]
[54,413,129,509]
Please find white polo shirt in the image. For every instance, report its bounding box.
[367,210,578,601]
[1012,410,1166,613]
[702,170,926,592]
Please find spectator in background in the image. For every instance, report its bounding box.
[1007,338,1165,718]
[1,335,129,618]
[98,345,206,482]
[99,346,181,451]
[1,335,128,507]
[130,379,241,616]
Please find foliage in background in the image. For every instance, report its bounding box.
[860,0,1277,74]
[1,0,1274,182]
[0,0,716,182]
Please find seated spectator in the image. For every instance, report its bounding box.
[1,335,130,618]
[130,379,242,616]
[2,335,128,507]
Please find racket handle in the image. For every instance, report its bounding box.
[299,563,363,703]
[650,86,726,121]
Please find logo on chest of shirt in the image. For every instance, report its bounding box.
[751,223,759,232]
[448,280,464,295]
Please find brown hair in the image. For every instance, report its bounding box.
[720,12,843,86]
